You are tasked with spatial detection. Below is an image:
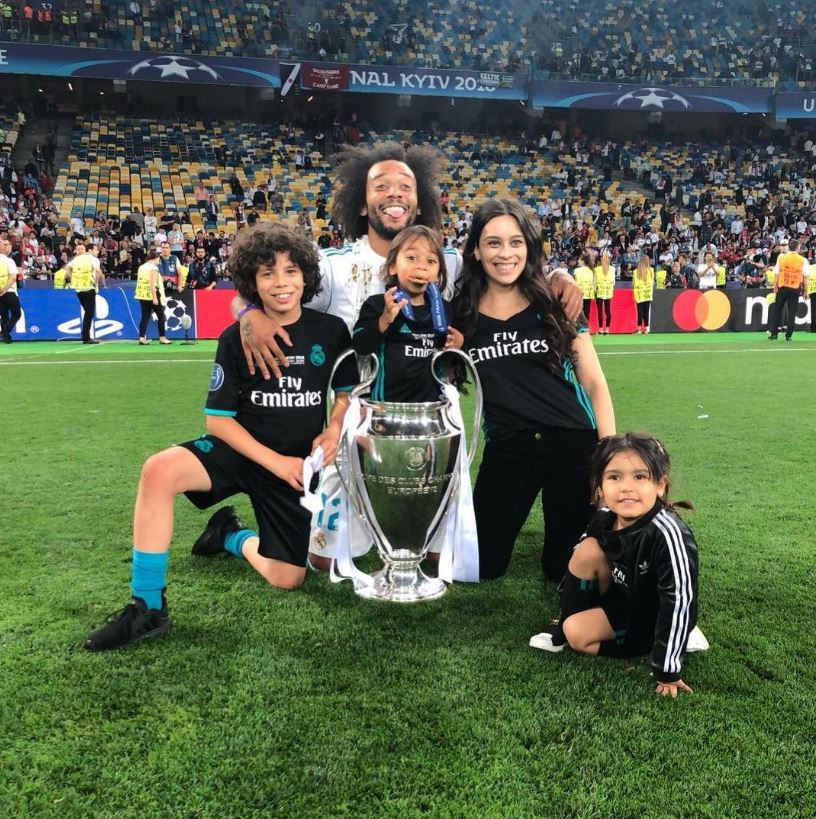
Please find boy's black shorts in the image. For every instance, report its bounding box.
[179,435,312,567]
[597,583,657,659]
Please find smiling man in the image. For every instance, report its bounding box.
[237,142,455,373]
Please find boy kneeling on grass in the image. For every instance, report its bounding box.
[85,224,357,651]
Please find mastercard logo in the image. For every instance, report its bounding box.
[672,289,732,331]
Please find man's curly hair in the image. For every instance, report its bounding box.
[229,223,322,307]
[331,142,443,239]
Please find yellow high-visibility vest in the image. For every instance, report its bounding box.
[593,265,615,300]
[573,265,595,299]
[633,268,654,303]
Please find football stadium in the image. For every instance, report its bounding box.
[2,2,815,816]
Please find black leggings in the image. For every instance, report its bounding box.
[636,301,651,329]
[473,429,597,582]
[76,289,96,341]
[810,293,816,332]
[595,297,612,328]
[0,291,21,338]
[138,300,166,338]
[582,298,593,323]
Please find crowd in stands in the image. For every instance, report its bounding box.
[1,0,816,84]
[4,109,816,292]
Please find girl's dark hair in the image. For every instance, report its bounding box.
[331,142,443,239]
[590,432,693,511]
[381,225,447,292]
[452,197,577,369]
[229,223,321,307]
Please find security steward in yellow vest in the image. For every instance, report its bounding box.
[770,238,809,341]
[64,241,104,343]
[655,268,667,289]
[135,248,172,345]
[0,236,22,343]
[573,252,596,326]
[633,259,654,334]
[593,255,615,334]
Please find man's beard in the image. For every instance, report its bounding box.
[368,209,415,241]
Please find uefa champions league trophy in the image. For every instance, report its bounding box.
[333,348,482,602]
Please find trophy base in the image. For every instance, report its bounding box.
[356,565,446,603]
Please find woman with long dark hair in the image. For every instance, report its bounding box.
[453,199,615,581]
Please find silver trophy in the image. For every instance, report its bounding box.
[334,348,482,602]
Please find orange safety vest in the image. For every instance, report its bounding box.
[776,252,806,289]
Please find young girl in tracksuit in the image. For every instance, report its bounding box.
[530,432,701,698]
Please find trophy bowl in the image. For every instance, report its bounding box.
[350,398,462,601]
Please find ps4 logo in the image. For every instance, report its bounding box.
[57,295,124,338]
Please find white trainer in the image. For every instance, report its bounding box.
[686,624,710,652]
[529,623,567,653]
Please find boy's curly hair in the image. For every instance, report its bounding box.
[229,223,321,307]
[331,142,443,239]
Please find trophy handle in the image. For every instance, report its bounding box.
[326,349,379,423]
[327,350,379,499]
[431,347,483,465]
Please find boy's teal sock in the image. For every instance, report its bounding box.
[224,529,254,560]
[130,549,169,611]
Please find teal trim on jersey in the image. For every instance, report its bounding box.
[371,340,387,401]
[561,359,596,427]
[352,326,365,336]
[334,385,354,393]
[204,408,238,417]
[577,326,589,334]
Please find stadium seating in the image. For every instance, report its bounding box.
[5,0,812,83]
[53,116,636,234]
[55,116,331,231]
[0,110,22,160]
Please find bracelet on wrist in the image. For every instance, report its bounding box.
[236,303,259,320]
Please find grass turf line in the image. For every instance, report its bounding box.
[1,336,815,818]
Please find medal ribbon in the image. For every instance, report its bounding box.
[393,282,448,334]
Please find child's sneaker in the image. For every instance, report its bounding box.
[529,620,567,653]
[191,505,244,556]
[686,624,710,652]
[84,595,171,651]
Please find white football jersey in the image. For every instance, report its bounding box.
[307,235,461,331]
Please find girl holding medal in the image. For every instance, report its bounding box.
[353,225,464,401]
[453,198,615,582]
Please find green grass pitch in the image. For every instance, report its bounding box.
[2,334,815,818]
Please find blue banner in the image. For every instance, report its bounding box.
[345,64,527,99]
[13,288,196,341]
[0,42,279,87]
[531,80,772,113]
[775,92,816,119]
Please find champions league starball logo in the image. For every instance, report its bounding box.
[128,56,220,81]
[614,87,691,110]
[164,297,189,331]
